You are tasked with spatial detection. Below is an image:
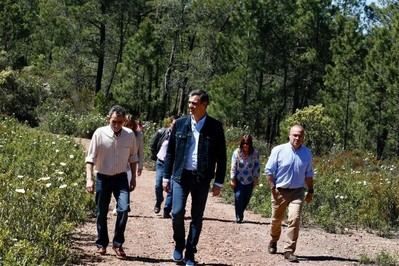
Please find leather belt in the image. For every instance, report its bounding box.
[277,187,303,191]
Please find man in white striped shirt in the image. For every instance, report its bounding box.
[85,105,138,259]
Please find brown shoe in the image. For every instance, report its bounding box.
[284,251,298,262]
[268,241,277,254]
[96,247,106,255]
[112,246,127,259]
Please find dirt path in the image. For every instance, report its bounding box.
[72,139,399,265]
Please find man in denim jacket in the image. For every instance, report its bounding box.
[163,89,227,266]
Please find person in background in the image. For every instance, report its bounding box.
[137,119,144,132]
[150,115,177,218]
[264,124,314,262]
[126,114,144,176]
[163,89,227,266]
[230,134,260,223]
[112,114,144,215]
[85,105,138,259]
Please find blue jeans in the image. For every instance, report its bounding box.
[172,170,210,256]
[164,179,173,213]
[95,172,130,248]
[234,182,254,221]
[155,159,165,207]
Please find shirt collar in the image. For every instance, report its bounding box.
[191,114,207,130]
[107,125,122,138]
[288,142,303,151]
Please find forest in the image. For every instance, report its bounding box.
[2,2,399,263]
[1,0,399,159]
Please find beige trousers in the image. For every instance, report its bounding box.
[270,188,304,253]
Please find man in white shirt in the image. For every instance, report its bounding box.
[85,105,138,259]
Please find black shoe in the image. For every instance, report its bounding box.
[163,212,171,218]
[154,205,161,214]
[184,251,195,266]
[235,217,243,223]
[268,241,277,254]
[185,257,196,266]
[284,251,298,262]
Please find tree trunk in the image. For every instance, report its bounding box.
[95,3,106,94]
[163,33,177,117]
[376,128,388,160]
[178,34,196,115]
[343,78,351,150]
[145,64,153,120]
[255,70,263,136]
[105,3,127,97]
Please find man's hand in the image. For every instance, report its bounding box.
[86,178,94,193]
[230,179,236,189]
[129,177,136,192]
[212,185,221,196]
[137,168,142,176]
[163,181,170,193]
[271,188,279,201]
[304,192,313,203]
[85,163,94,193]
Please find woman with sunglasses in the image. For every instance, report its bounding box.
[230,134,260,223]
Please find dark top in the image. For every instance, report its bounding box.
[163,115,227,185]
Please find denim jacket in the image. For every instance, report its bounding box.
[163,115,227,185]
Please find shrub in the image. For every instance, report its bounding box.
[41,111,78,135]
[0,116,92,264]
[305,151,399,234]
[360,250,399,266]
[0,69,45,126]
[75,112,106,138]
[375,250,398,266]
[39,110,106,138]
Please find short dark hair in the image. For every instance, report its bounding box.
[108,105,126,117]
[189,89,209,105]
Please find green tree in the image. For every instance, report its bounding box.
[280,104,338,155]
[323,13,365,150]
[356,2,399,159]
[0,69,45,126]
[114,19,164,120]
[0,0,37,68]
